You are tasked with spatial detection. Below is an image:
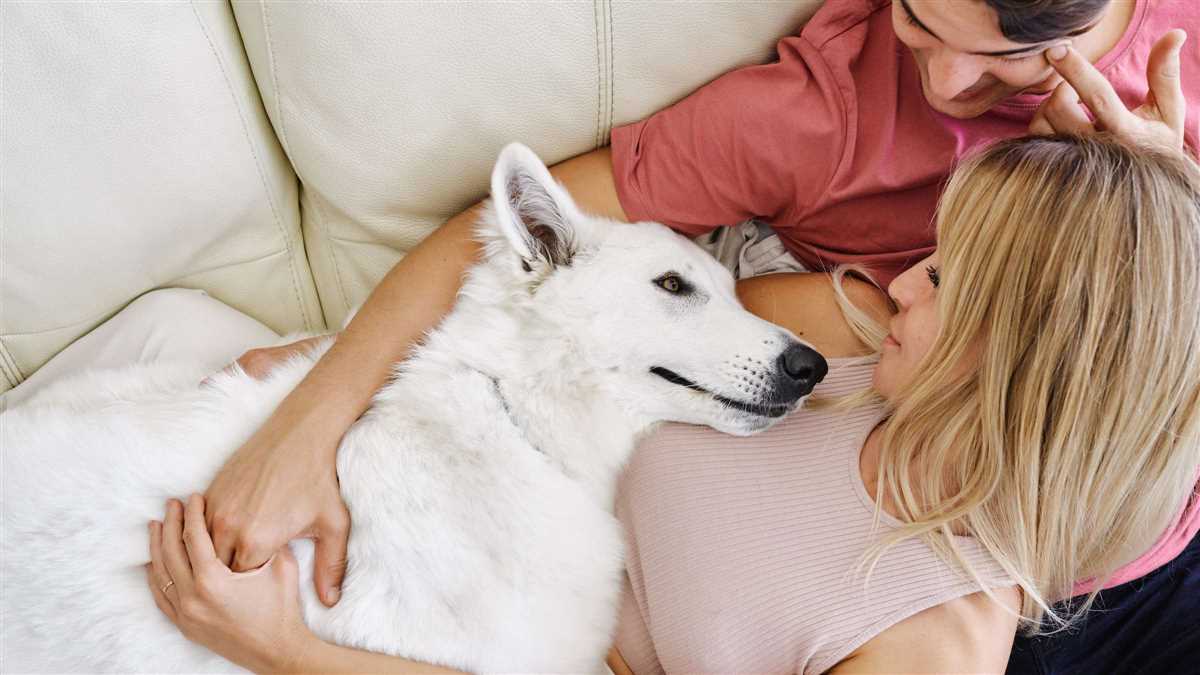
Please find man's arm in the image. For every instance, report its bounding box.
[203,147,627,606]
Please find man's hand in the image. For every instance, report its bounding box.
[1031,30,1188,152]
[204,409,350,607]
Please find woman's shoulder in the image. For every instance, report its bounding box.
[735,272,891,360]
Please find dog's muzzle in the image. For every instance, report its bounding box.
[776,343,828,401]
[650,342,827,418]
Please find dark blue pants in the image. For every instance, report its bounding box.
[1007,531,1200,675]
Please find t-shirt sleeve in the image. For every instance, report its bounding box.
[610,35,848,236]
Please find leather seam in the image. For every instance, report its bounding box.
[190,0,314,331]
[1,305,122,339]
[174,247,291,280]
[307,191,354,319]
[261,1,351,323]
[605,0,614,145]
[593,0,603,149]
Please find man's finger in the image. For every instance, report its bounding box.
[313,523,349,607]
[1048,44,1134,135]
[181,494,220,573]
[1041,81,1094,136]
[161,499,194,590]
[1145,30,1187,131]
[1029,111,1055,136]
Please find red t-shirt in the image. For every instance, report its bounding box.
[611,0,1200,595]
[611,0,1200,288]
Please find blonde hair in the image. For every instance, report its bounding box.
[851,135,1200,633]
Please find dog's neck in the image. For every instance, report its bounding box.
[395,261,653,509]
[486,363,648,507]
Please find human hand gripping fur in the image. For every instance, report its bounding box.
[203,411,350,607]
[147,495,312,674]
[1030,30,1190,152]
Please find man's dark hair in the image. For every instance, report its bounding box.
[983,0,1110,44]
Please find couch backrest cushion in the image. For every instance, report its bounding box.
[0,0,323,393]
[232,0,823,328]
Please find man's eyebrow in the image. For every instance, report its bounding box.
[898,0,1097,58]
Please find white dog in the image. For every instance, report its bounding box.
[1,144,827,673]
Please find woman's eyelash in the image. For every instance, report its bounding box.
[926,265,941,288]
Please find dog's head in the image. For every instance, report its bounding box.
[478,143,827,435]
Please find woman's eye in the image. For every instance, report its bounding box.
[926,265,941,289]
[656,274,683,293]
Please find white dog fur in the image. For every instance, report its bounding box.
[1,144,826,673]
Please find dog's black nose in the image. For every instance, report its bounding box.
[778,343,828,396]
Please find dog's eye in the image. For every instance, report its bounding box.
[655,273,685,294]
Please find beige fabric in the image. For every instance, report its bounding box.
[231,0,823,328]
[0,0,322,394]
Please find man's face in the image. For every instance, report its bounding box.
[893,0,1081,118]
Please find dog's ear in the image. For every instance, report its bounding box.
[489,143,580,271]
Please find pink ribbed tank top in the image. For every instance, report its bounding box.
[614,358,1009,674]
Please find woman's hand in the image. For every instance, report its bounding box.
[1030,31,1189,152]
[203,412,350,607]
[147,495,317,673]
[200,334,350,607]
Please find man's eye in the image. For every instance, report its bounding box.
[655,274,683,294]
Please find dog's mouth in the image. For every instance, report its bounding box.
[650,367,794,418]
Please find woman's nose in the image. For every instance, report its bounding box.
[887,267,920,309]
[927,49,985,99]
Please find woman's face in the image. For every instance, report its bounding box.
[873,252,943,398]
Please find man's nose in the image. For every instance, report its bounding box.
[927,49,985,99]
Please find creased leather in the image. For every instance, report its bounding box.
[0,0,321,392]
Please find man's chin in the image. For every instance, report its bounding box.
[925,89,1009,119]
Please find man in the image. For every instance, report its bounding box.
[201,0,1197,669]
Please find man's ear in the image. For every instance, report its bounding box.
[489,143,581,271]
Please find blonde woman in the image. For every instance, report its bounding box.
[148,134,1200,673]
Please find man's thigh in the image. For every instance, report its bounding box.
[1006,531,1200,674]
[1,288,279,409]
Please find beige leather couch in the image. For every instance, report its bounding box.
[1,0,823,399]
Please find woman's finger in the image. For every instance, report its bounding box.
[148,520,178,601]
[182,494,220,573]
[1041,81,1094,136]
[145,562,178,622]
[161,499,194,591]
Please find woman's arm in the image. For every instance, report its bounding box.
[830,587,1021,674]
[148,495,466,674]
[201,147,627,607]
